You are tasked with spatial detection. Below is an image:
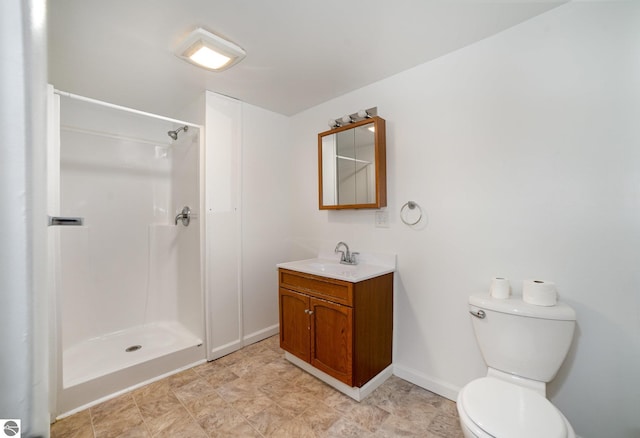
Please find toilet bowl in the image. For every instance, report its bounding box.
[458,294,577,438]
[457,377,575,438]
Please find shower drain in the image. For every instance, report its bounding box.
[125,345,142,352]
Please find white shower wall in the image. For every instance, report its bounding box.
[171,131,203,338]
[60,133,174,345]
[54,94,205,413]
[59,98,181,346]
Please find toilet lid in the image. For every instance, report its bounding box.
[462,377,567,438]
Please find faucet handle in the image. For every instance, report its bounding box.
[350,252,359,264]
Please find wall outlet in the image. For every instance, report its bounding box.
[375,210,389,228]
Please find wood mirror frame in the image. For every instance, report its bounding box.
[318,116,386,210]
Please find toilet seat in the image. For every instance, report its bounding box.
[460,377,567,438]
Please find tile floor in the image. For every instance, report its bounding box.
[51,335,464,437]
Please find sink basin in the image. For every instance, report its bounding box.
[306,262,356,273]
[277,256,395,283]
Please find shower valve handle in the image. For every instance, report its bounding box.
[174,206,191,226]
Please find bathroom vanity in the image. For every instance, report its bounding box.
[277,254,395,400]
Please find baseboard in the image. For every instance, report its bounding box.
[393,363,461,402]
[243,324,279,346]
[209,339,243,360]
[209,324,279,360]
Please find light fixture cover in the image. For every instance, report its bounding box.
[176,27,246,71]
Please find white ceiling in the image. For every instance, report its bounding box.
[48,1,565,118]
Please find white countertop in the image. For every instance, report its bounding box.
[277,252,396,283]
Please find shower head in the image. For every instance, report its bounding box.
[168,125,188,140]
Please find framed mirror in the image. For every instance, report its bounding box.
[318,116,386,209]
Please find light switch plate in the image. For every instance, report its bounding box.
[375,210,389,228]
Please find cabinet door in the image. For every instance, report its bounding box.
[279,288,310,362]
[310,298,353,385]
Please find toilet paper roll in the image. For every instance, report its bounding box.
[523,279,557,306]
[489,277,511,299]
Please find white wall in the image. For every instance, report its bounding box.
[287,3,640,437]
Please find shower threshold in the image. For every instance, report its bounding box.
[63,321,202,388]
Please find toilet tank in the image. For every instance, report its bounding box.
[469,294,576,382]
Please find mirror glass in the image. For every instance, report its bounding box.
[319,117,386,209]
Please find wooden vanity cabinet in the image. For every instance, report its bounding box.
[278,268,393,387]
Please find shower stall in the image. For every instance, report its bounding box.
[48,89,207,415]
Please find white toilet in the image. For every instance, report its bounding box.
[457,294,577,438]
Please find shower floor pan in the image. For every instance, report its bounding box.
[59,321,204,414]
[64,321,202,387]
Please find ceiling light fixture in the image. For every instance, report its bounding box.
[176,27,246,72]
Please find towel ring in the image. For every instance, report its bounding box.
[400,201,422,226]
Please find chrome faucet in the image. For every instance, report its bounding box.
[335,241,359,265]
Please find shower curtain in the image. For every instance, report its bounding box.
[0,0,50,435]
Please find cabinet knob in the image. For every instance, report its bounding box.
[308,310,314,315]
